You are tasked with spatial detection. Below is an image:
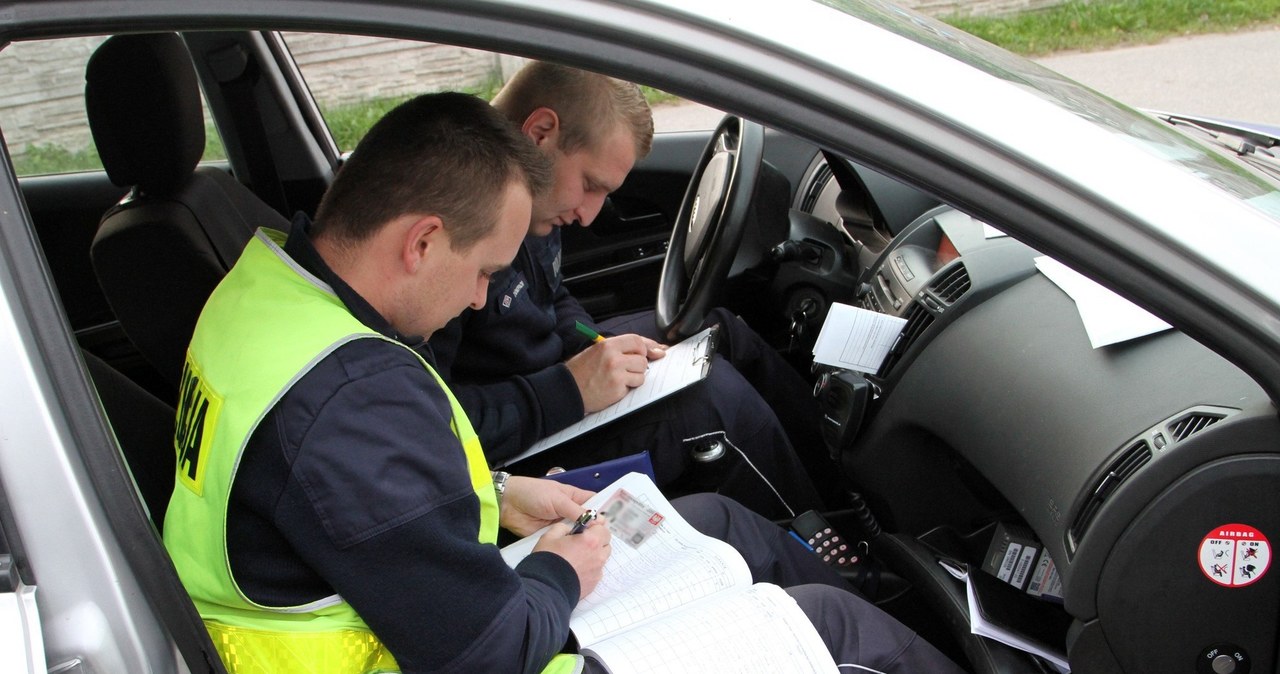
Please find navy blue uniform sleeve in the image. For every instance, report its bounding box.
[427,313,584,463]
[549,279,598,356]
[544,262,598,358]
[252,341,580,672]
[450,366,584,463]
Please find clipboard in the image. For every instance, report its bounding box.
[501,325,719,466]
[542,451,657,491]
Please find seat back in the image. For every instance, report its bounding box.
[84,350,176,531]
[85,33,289,390]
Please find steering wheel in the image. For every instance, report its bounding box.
[655,115,765,341]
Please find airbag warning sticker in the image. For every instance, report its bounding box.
[1199,524,1270,587]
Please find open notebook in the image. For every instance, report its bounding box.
[501,473,838,674]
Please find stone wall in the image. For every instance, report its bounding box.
[0,34,502,159]
[898,0,1063,17]
[0,36,107,158]
[282,32,500,110]
[0,0,1066,160]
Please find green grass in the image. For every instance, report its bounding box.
[16,77,682,174]
[945,0,1280,56]
[321,72,510,151]
[13,124,226,177]
[641,86,681,107]
[12,143,101,177]
[321,79,681,151]
[321,94,418,152]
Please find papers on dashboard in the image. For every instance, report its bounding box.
[1034,256,1171,349]
[935,208,1006,254]
[983,223,1008,239]
[811,302,906,374]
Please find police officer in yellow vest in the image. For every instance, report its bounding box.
[164,92,609,673]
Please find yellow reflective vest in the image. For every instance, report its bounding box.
[163,228,581,674]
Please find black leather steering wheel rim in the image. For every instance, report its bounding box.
[655,115,765,341]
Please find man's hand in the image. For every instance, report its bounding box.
[500,476,593,537]
[565,334,666,413]
[534,519,612,599]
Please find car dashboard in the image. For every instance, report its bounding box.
[786,152,1280,673]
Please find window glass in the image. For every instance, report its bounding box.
[281,33,506,153]
[280,33,719,153]
[651,99,723,133]
[0,36,225,177]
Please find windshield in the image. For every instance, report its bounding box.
[816,0,1280,222]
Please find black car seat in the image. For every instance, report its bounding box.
[83,349,176,531]
[85,32,289,392]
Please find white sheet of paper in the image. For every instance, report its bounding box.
[502,327,716,466]
[938,563,1070,673]
[501,473,838,673]
[811,302,907,373]
[1034,256,1171,349]
[935,208,1006,253]
[583,583,839,674]
[499,472,751,646]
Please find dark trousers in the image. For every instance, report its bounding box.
[508,353,823,519]
[599,308,824,453]
[600,307,843,504]
[580,493,967,673]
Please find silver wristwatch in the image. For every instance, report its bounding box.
[491,470,510,510]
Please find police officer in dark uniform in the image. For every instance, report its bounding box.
[429,62,828,519]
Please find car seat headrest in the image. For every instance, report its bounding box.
[85,33,205,196]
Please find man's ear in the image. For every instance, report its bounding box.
[400,214,446,273]
[522,107,560,149]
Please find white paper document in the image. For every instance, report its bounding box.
[983,223,1008,239]
[934,208,1006,252]
[1034,256,1171,349]
[939,562,1070,673]
[502,327,717,466]
[501,473,839,673]
[811,302,907,373]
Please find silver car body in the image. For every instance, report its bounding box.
[0,1,1277,672]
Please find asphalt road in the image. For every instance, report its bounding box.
[1037,26,1280,126]
[653,26,1280,129]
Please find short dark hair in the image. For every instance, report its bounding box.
[313,92,550,251]
[492,62,653,160]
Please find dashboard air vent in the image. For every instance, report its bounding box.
[929,262,971,305]
[1069,440,1152,548]
[1168,411,1224,442]
[800,163,833,213]
[876,301,934,377]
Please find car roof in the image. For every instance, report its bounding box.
[1,3,1278,672]
[1,0,1277,389]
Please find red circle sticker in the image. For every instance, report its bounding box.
[1199,523,1271,587]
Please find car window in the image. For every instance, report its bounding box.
[279,32,720,153]
[0,36,226,177]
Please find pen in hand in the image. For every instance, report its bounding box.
[575,321,606,344]
[570,509,598,535]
